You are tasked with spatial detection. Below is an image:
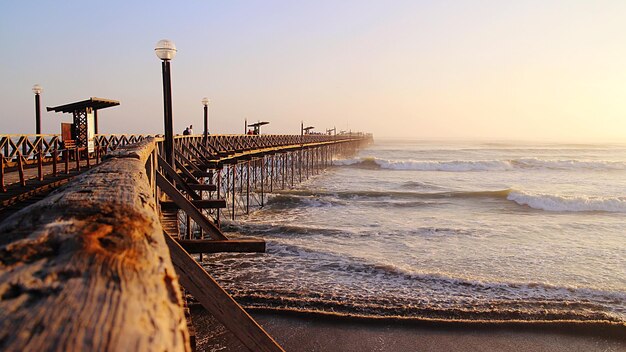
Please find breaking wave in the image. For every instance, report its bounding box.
[507,190,626,213]
[205,242,626,324]
[335,157,626,172]
[270,188,626,213]
[335,157,513,171]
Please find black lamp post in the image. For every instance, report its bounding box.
[202,97,210,144]
[33,84,42,134]
[155,39,177,167]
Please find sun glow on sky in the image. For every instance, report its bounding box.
[1,1,625,142]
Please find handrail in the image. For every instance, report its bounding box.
[0,133,372,192]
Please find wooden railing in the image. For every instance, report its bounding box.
[0,137,286,351]
[0,133,373,192]
[0,138,192,351]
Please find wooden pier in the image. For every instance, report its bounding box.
[0,132,371,351]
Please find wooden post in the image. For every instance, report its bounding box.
[246,160,250,214]
[298,150,302,183]
[0,154,5,192]
[270,154,276,193]
[216,168,221,227]
[282,153,286,189]
[232,164,236,220]
[291,153,295,187]
[52,148,58,176]
[186,214,192,239]
[75,147,80,171]
[64,149,69,174]
[260,157,264,207]
[17,152,25,186]
[38,146,44,181]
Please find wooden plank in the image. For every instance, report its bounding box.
[156,171,227,240]
[0,146,191,352]
[192,171,214,178]
[177,238,266,253]
[164,234,284,352]
[161,199,226,209]
[187,183,217,192]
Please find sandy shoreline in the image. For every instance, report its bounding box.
[191,308,626,351]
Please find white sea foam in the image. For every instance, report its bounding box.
[335,156,626,172]
[507,190,626,213]
[335,157,513,171]
[513,157,626,170]
[377,159,513,171]
[332,157,363,166]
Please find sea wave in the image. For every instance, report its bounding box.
[265,194,346,209]
[273,188,510,200]
[270,188,626,213]
[222,222,356,239]
[507,191,626,213]
[512,157,626,170]
[335,157,513,171]
[334,157,626,171]
[205,242,626,324]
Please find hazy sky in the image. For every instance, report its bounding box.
[1,1,626,142]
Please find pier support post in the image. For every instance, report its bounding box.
[260,157,265,207]
[232,164,236,220]
[246,160,250,214]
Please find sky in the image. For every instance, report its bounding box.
[1,0,626,142]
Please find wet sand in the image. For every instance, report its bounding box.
[192,308,626,352]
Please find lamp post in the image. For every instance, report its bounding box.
[33,84,42,134]
[202,97,210,144]
[155,39,177,167]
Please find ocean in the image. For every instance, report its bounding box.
[202,140,626,325]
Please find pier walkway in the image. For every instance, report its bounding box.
[0,132,372,351]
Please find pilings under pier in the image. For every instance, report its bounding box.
[172,134,371,239]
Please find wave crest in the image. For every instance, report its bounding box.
[507,191,626,213]
[335,157,626,172]
[272,188,626,213]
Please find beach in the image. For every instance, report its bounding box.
[193,309,626,351]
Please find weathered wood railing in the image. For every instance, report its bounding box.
[0,137,287,352]
[0,138,190,351]
[0,133,372,192]
[0,131,375,350]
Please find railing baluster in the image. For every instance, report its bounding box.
[65,148,70,174]
[52,148,58,176]
[38,146,43,181]
[17,152,25,186]
[1,154,6,192]
[75,147,80,171]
